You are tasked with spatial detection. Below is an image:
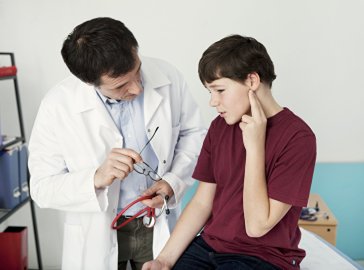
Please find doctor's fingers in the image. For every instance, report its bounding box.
[109,167,130,181]
[96,159,132,183]
[108,151,140,172]
[143,180,173,197]
[142,195,164,208]
[110,148,142,164]
[142,180,173,208]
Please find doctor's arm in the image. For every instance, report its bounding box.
[142,181,216,270]
[29,99,111,212]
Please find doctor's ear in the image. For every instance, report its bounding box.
[246,72,260,91]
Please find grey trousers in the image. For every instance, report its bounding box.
[117,216,154,270]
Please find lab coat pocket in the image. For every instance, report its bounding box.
[62,223,84,270]
[65,155,94,172]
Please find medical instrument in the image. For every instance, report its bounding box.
[300,207,318,221]
[111,193,169,230]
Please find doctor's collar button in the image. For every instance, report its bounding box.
[147,129,151,132]
[163,160,166,164]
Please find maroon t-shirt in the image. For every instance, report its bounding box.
[193,108,316,270]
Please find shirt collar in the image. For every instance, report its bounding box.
[95,87,128,107]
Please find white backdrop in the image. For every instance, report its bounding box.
[1,0,364,268]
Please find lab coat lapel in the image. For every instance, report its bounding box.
[141,57,170,127]
[73,83,123,164]
[74,83,117,130]
[143,85,162,127]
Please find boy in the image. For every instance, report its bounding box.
[142,35,316,270]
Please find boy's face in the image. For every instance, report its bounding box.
[206,77,250,125]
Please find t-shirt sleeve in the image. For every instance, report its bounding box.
[192,124,215,183]
[268,132,317,207]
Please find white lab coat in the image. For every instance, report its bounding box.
[28,56,206,270]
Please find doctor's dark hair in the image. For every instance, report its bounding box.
[61,17,139,86]
[198,35,276,88]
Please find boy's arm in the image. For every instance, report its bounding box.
[240,91,291,237]
[244,150,291,237]
[142,181,216,270]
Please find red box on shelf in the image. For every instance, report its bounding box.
[0,66,17,77]
[0,226,28,270]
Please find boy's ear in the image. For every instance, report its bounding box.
[248,72,260,91]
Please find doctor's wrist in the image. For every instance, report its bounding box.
[94,170,105,189]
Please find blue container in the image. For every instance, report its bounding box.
[0,147,21,209]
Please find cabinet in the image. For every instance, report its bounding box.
[298,193,338,245]
[0,52,43,269]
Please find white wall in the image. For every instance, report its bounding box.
[1,0,364,269]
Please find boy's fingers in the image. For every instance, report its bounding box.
[241,115,252,124]
[248,90,265,118]
[248,90,259,118]
[239,122,247,130]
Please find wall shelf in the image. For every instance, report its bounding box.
[1,52,43,270]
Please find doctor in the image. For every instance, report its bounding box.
[28,17,205,270]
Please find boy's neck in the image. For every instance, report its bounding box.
[255,87,283,118]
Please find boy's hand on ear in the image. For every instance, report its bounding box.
[239,90,267,152]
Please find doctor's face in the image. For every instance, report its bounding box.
[98,57,143,101]
[206,77,251,125]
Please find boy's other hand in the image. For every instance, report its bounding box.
[142,259,171,270]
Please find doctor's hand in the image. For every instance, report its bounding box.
[142,180,174,209]
[239,90,267,153]
[142,258,171,270]
[94,148,142,189]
